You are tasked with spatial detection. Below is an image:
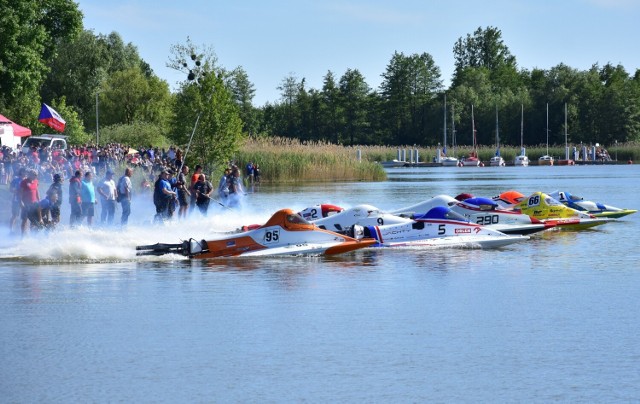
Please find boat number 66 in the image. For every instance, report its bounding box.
[264,230,280,243]
[528,195,540,207]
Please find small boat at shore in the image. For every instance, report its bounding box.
[461,104,482,167]
[539,103,554,165]
[489,105,505,167]
[514,105,529,166]
[136,209,375,258]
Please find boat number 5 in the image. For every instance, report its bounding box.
[438,224,446,235]
[264,230,280,243]
[528,195,540,207]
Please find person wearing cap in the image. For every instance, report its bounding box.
[47,173,64,226]
[153,169,176,222]
[97,170,118,225]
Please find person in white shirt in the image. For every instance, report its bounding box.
[97,170,118,225]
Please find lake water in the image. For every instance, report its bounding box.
[1,165,639,402]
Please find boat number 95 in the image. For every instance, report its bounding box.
[264,230,280,243]
[476,215,499,225]
[528,195,540,207]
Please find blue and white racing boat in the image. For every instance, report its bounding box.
[363,207,528,249]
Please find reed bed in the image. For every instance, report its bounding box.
[236,137,387,182]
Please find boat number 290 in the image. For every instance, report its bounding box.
[476,215,499,225]
[264,230,280,243]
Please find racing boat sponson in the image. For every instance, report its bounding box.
[136,208,375,258]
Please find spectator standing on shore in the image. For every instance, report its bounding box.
[176,165,190,219]
[19,170,40,237]
[80,171,97,226]
[194,174,214,216]
[153,170,176,222]
[189,165,203,214]
[8,168,26,234]
[68,170,83,227]
[118,168,133,226]
[97,170,118,225]
[47,173,64,226]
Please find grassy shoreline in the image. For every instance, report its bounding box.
[234,138,638,183]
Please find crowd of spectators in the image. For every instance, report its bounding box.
[2,142,250,236]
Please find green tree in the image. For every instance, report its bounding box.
[228,66,259,135]
[0,0,82,121]
[169,39,243,172]
[338,69,370,145]
[99,67,173,131]
[380,51,443,145]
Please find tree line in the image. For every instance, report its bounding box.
[2,1,638,171]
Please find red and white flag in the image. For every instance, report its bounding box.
[38,103,66,132]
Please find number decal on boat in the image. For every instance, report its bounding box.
[264,230,280,243]
[476,215,499,225]
[377,218,384,225]
[438,224,446,235]
[528,195,540,207]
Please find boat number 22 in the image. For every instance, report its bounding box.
[264,229,280,243]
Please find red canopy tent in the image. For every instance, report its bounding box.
[0,114,32,137]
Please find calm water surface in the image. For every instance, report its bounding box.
[1,165,639,402]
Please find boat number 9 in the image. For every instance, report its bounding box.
[264,230,280,243]
[377,218,384,225]
[528,195,540,207]
[476,215,499,225]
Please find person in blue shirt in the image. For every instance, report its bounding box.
[153,170,176,223]
[80,171,97,226]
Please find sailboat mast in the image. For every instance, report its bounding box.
[471,104,476,150]
[546,103,549,155]
[520,104,524,149]
[495,104,499,156]
[451,104,456,156]
[443,94,447,152]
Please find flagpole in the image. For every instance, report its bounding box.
[95,92,99,146]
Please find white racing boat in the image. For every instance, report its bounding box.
[363,207,529,249]
[548,190,637,219]
[311,204,414,232]
[136,208,375,258]
[390,195,554,235]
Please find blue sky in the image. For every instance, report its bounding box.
[76,0,640,106]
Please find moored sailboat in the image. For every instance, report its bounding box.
[441,96,459,167]
[460,104,481,167]
[489,105,505,166]
[538,103,554,166]
[514,104,529,166]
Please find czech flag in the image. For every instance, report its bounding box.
[38,103,66,132]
